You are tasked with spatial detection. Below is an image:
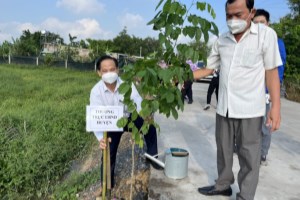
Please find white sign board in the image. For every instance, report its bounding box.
[86,105,124,132]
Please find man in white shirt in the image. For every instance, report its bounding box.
[193,0,281,199]
[90,55,159,189]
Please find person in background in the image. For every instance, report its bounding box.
[253,8,287,165]
[192,0,282,199]
[182,59,197,104]
[89,55,160,193]
[204,69,219,110]
[181,79,194,104]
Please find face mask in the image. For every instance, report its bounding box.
[227,11,252,34]
[102,72,118,84]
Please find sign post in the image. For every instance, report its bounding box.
[102,132,107,200]
[86,105,124,199]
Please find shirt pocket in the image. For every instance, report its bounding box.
[240,48,262,67]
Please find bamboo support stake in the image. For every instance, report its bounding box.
[107,142,111,200]
[102,132,107,200]
[129,136,135,200]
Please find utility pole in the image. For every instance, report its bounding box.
[140,46,142,57]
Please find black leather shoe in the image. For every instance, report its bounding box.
[198,185,232,196]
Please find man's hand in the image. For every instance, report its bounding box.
[99,137,111,150]
[266,105,281,132]
[265,68,281,132]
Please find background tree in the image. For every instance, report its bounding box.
[86,39,117,60]
[183,40,211,64]
[271,0,300,77]
[9,30,40,56]
[79,39,88,49]
[113,27,132,55]
[6,30,63,57]
[141,37,161,57]
[288,0,300,17]
[0,41,13,57]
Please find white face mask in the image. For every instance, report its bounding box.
[102,72,118,84]
[227,11,252,34]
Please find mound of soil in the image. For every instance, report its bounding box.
[76,132,151,200]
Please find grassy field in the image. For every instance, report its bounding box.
[0,64,99,199]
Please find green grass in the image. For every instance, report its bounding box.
[51,169,100,200]
[0,64,99,199]
[285,75,300,103]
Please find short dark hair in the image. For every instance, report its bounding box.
[96,55,118,71]
[226,0,254,11]
[254,9,270,22]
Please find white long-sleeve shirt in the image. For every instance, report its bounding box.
[207,22,282,118]
[89,77,142,140]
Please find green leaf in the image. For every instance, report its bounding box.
[204,31,209,43]
[171,108,178,119]
[143,107,153,117]
[127,102,136,113]
[158,69,172,83]
[195,29,202,42]
[131,110,138,121]
[141,99,148,109]
[136,70,146,78]
[155,0,164,11]
[211,9,216,19]
[154,14,167,30]
[163,0,172,13]
[185,47,194,60]
[152,100,159,112]
[210,22,219,36]
[187,27,196,38]
[139,138,144,148]
[177,43,186,53]
[117,117,128,128]
[179,5,186,16]
[207,4,216,19]
[170,27,181,40]
[169,2,178,13]
[207,4,212,13]
[141,124,149,135]
[166,92,175,103]
[147,68,157,77]
[133,126,140,141]
[128,121,135,129]
[118,82,131,94]
[159,33,166,44]
[182,27,187,36]
[192,50,200,63]
[147,11,161,25]
[197,2,206,11]
[165,24,172,36]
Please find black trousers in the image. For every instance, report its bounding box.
[206,76,219,104]
[101,115,158,187]
[181,80,193,102]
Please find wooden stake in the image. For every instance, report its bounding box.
[102,132,107,200]
[107,141,111,199]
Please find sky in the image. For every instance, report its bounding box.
[0,0,290,44]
